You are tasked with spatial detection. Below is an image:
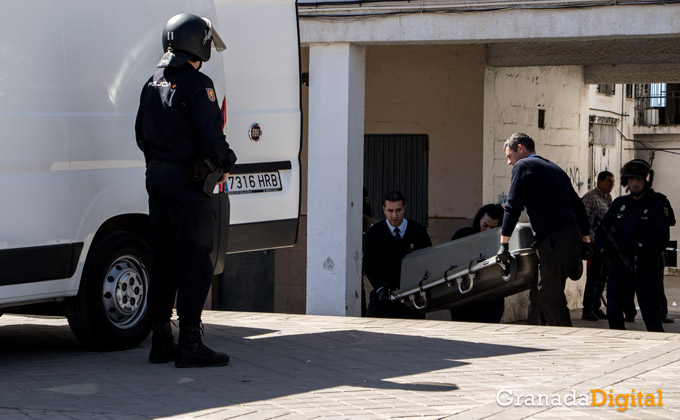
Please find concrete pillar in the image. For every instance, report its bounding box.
[306,43,365,316]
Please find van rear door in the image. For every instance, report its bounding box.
[215,0,301,253]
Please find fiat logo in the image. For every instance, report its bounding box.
[249,123,262,142]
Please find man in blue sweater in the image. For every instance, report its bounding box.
[498,133,590,326]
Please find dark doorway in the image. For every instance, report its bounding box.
[364,134,429,227]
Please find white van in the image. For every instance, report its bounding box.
[0,0,301,350]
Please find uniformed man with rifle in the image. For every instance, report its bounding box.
[595,159,672,332]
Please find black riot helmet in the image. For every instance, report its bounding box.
[620,159,654,188]
[157,13,226,68]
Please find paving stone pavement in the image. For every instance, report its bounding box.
[2,307,680,420]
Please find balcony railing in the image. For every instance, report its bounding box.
[635,93,680,126]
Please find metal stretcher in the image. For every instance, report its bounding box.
[392,223,537,313]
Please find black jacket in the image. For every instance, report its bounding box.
[135,63,236,172]
[363,219,432,291]
[451,226,475,241]
[501,155,589,243]
[595,189,671,260]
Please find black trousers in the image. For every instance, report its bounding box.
[607,257,664,332]
[366,290,425,320]
[529,226,582,327]
[620,267,638,320]
[660,256,669,319]
[583,248,607,314]
[450,299,505,323]
[146,160,215,327]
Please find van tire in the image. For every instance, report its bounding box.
[65,231,152,350]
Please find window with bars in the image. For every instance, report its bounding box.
[597,84,616,95]
[650,83,667,108]
[634,83,680,125]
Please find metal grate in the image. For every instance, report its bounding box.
[650,83,667,108]
[634,83,680,125]
[626,84,633,99]
[597,84,616,95]
[364,134,429,227]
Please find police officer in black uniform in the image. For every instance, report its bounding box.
[596,159,671,332]
[135,13,236,367]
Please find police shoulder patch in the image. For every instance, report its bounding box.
[665,207,670,217]
[206,88,216,102]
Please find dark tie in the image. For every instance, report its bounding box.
[394,227,401,240]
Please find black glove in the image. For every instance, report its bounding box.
[497,243,511,264]
[581,242,593,260]
[376,287,391,302]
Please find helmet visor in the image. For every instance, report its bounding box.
[202,18,226,51]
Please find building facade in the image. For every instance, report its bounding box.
[224,0,680,320]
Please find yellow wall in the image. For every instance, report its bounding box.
[364,44,487,239]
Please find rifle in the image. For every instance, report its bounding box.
[593,215,634,272]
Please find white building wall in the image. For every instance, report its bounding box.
[587,84,636,198]
[483,65,590,321]
[306,43,365,316]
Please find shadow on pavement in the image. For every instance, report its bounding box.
[0,319,544,418]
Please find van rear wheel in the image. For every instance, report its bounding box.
[65,231,152,350]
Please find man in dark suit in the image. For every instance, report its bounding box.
[363,191,432,319]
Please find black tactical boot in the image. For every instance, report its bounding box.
[149,321,177,364]
[581,310,599,321]
[175,325,229,368]
[595,309,608,320]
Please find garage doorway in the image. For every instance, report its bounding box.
[363,134,429,227]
